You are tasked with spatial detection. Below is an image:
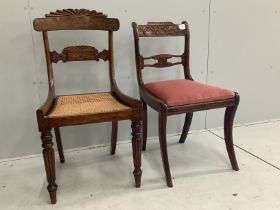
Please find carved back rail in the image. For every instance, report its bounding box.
[137,22,188,37]
[33,9,119,31]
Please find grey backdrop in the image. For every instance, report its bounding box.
[1,0,279,159]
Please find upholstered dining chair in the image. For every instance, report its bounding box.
[132,21,240,187]
[33,9,143,204]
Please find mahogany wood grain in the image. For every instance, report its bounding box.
[132,21,240,187]
[34,17,119,32]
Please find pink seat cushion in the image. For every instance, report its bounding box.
[144,80,235,107]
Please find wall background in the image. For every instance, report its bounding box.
[0,0,279,159]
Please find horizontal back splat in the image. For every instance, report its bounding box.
[140,54,183,69]
[50,46,109,63]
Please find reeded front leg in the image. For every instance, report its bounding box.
[131,121,142,187]
[159,112,173,187]
[224,93,240,171]
[54,128,65,163]
[41,130,57,204]
[179,113,193,143]
[142,100,148,151]
[110,121,118,155]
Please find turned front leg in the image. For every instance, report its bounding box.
[131,121,142,187]
[41,130,57,204]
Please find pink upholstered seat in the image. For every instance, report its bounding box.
[145,80,235,107]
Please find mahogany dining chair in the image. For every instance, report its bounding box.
[132,21,240,187]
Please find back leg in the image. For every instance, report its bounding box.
[179,113,193,143]
[110,121,118,155]
[142,100,148,151]
[54,128,65,163]
[224,93,240,171]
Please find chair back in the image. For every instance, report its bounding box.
[132,21,192,86]
[33,9,120,95]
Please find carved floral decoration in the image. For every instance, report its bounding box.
[50,46,109,63]
[45,9,107,18]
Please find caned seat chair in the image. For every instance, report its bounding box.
[33,9,143,204]
[132,21,240,187]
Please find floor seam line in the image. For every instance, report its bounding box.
[207,129,280,171]
[209,118,280,131]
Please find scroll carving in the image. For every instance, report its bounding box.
[138,22,186,37]
[46,9,107,18]
[50,46,109,63]
[141,54,183,69]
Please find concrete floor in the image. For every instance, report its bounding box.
[0,121,280,210]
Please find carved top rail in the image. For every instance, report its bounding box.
[45,9,107,18]
[33,9,119,31]
[137,22,188,37]
[140,54,183,69]
[50,45,109,63]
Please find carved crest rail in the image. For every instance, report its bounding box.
[45,9,107,18]
[137,22,187,37]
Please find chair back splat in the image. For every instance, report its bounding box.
[131,21,193,88]
[33,9,120,111]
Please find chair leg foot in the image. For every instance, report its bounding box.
[110,121,118,155]
[48,184,58,204]
[158,112,173,187]
[133,169,142,188]
[142,100,148,151]
[54,128,65,163]
[179,113,193,144]
[41,130,58,204]
[224,94,240,171]
[131,121,142,188]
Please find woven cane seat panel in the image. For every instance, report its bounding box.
[48,93,130,118]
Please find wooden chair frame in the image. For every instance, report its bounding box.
[132,21,239,187]
[33,9,143,204]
